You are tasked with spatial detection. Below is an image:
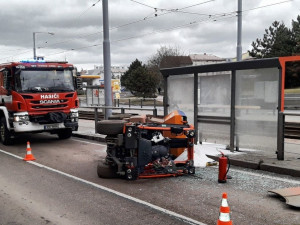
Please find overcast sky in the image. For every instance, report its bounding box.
[0,0,299,70]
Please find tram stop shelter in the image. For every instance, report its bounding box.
[161,56,300,160]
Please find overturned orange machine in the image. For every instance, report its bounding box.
[96,110,195,180]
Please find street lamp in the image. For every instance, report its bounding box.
[33,32,54,60]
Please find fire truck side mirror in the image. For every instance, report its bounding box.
[73,69,79,90]
[3,70,12,95]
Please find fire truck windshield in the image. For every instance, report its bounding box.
[15,69,75,93]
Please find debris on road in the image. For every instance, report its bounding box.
[268,187,300,207]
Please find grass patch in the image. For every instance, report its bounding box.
[285,88,300,94]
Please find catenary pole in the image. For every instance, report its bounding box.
[33,33,36,60]
[237,0,242,61]
[102,0,112,119]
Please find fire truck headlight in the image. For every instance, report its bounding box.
[70,110,79,118]
[14,115,29,122]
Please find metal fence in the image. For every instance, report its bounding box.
[81,86,160,120]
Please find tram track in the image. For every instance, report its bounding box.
[285,122,300,139]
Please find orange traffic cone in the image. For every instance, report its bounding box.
[23,141,36,161]
[217,192,233,225]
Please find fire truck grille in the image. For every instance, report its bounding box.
[31,100,68,104]
[32,104,68,109]
[30,99,68,109]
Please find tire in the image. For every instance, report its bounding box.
[0,117,13,145]
[97,161,118,178]
[96,120,125,135]
[57,128,72,139]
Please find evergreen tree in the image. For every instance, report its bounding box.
[292,15,300,54]
[121,59,160,98]
[249,21,293,58]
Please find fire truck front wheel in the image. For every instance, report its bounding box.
[57,129,73,139]
[0,117,13,145]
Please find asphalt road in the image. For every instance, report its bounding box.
[0,133,300,225]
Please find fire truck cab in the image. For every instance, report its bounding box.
[0,59,79,145]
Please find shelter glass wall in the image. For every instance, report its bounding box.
[235,68,279,151]
[198,72,231,144]
[167,74,194,125]
[198,73,231,116]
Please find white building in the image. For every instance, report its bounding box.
[81,65,128,86]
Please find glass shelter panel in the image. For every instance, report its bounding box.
[198,72,231,144]
[198,73,231,116]
[235,68,279,151]
[167,74,194,125]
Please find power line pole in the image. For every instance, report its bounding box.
[102,0,112,119]
[237,0,242,61]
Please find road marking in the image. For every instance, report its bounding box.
[0,149,206,225]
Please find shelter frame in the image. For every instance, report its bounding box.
[161,56,300,160]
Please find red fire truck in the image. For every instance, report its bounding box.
[0,59,79,145]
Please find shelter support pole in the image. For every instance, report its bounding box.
[277,112,285,160]
[163,75,168,116]
[230,70,236,152]
[194,73,198,144]
[277,68,284,160]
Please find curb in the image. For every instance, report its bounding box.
[206,155,300,178]
[72,133,106,143]
[260,164,300,177]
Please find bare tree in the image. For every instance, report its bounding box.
[147,45,184,92]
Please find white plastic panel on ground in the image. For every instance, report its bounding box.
[167,74,194,125]
[235,68,279,151]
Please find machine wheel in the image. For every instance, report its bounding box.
[57,129,72,139]
[97,161,118,178]
[0,117,13,145]
[96,120,125,135]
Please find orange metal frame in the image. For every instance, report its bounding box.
[279,56,300,112]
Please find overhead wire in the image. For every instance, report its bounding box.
[41,0,214,50]
[45,0,292,58]
[1,0,295,61]
[77,0,101,18]
[46,13,236,58]
[2,0,213,61]
[42,0,293,52]
[0,0,102,62]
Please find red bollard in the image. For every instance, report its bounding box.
[218,152,227,183]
